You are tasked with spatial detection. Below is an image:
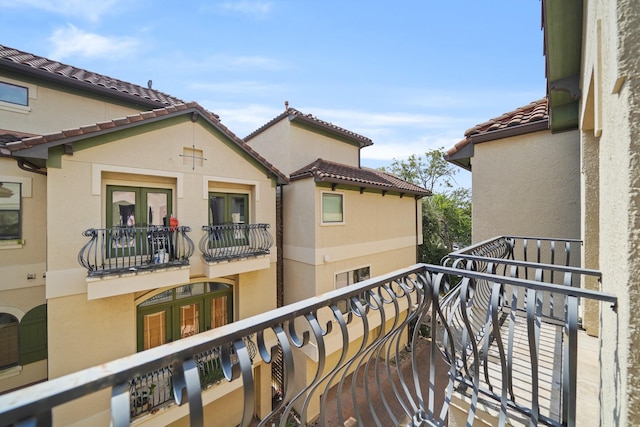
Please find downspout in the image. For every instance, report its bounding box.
[415,197,420,263]
[276,185,284,307]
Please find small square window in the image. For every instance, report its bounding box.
[322,192,343,223]
[0,82,28,106]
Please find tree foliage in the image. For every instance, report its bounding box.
[382,148,472,264]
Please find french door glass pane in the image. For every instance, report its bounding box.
[230,196,246,224]
[209,196,225,225]
[146,192,168,226]
[211,297,228,329]
[176,283,204,299]
[180,303,199,338]
[143,312,166,350]
[112,191,136,227]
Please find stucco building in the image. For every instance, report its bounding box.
[244,107,429,420]
[0,44,287,426]
[0,43,429,425]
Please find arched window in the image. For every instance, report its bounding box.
[137,282,233,351]
[0,313,19,369]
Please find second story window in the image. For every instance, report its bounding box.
[0,182,21,240]
[322,192,344,224]
[107,186,172,228]
[0,81,28,106]
[209,193,248,225]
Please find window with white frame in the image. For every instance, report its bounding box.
[322,192,344,223]
[335,266,371,313]
[0,81,28,106]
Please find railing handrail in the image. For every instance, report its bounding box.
[445,254,602,278]
[427,263,617,307]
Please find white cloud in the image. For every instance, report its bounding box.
[213,1,273,18]
[0,0,120,21]
[48,24,139,61]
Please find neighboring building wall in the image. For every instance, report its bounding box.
[0,157,47,393]
[471,129,580,242]
[0,65,174,392]
[39,116,277,424]
[281,180,419,304]
[580,1,640,425]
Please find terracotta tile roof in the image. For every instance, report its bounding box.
[290,158,430,197]
[245,107,373,148]
[447,98,549,158]
[0,44,184,107]
[5,102,288,184]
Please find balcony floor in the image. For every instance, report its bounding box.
[576,330,600,427]
[450,316,599,427]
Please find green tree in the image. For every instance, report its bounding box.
[382,148,471,264]
[385,149,458,193]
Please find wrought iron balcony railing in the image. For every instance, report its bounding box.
[199,223,273,262]
[3,237,617,427]
[129,339,258,418]
[78,226,195,277]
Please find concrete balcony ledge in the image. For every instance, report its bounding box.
[86,265,191,300]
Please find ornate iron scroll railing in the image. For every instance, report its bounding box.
[129,340,258,418]
[443,235,582,273]
[0,261,617,427]
[78,226,194,277]
[199,223,273,262]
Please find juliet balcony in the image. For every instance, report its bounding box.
[199,223,274,278]
[78,225,195,277]
[8,236,616,426]
[77,223,274,277]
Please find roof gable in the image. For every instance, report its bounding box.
[245,107,373,148]
[6,102,288,184]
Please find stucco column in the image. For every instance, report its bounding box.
[580,131,600,336]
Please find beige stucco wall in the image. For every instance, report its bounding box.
[40,115,278,424]
[289,123,360,168]
[282,178,419,304]
[245,118,361,174]
[0,72,146,136]
[580,1,640,425]
[471,129,580,242]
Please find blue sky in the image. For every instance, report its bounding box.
[0,1,547,188]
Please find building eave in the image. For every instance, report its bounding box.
[543,0,583,132]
